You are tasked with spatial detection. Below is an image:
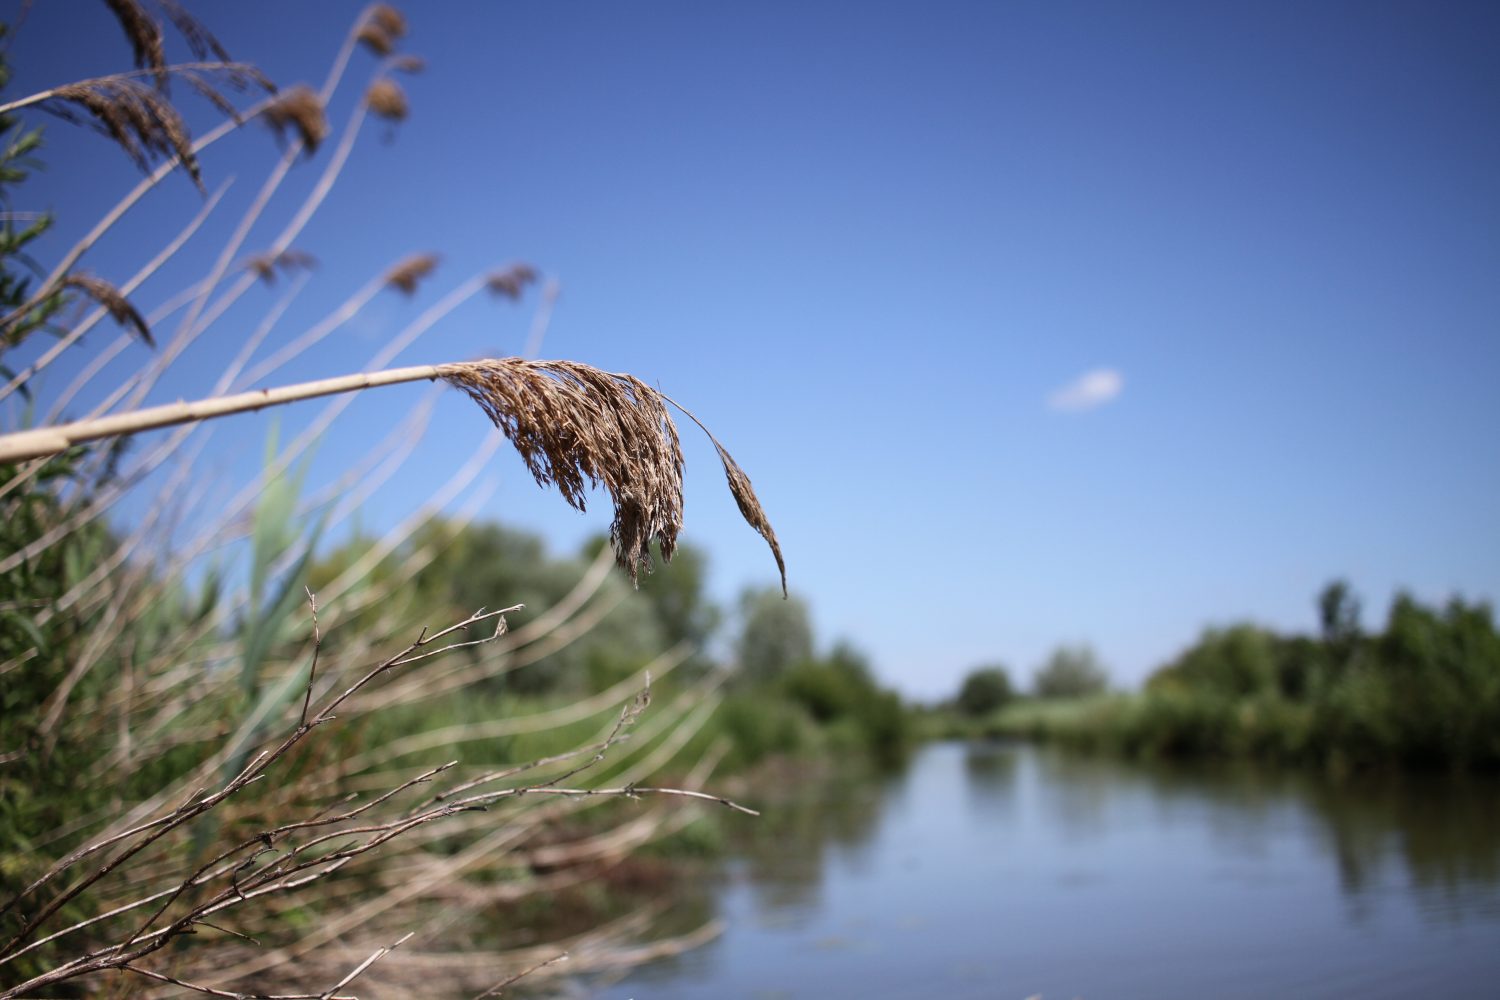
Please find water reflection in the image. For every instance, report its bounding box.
[597,744,1500,999]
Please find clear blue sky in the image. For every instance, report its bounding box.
[5,2,1498,698]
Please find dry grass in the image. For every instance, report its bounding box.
[0,5,783,996]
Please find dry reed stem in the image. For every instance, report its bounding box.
[1,356,783,591]
[0,101,277,388]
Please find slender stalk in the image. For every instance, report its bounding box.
[0,362,447,463]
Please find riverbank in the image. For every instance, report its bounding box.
[923,588,1500,773]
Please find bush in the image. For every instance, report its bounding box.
[956,665,1015,717]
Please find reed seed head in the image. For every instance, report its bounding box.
[712,443,786,596]
[264,86,329,154]
[438,358,786,590]
[244,249,317,285]
[439,359,685,583]
[46,78,201,187]
[486,264,539,301]
[365,79,409,122]
[101,0,167,90]
[385,253,439,296]
[358,5,409,56]
[64,273,153,347]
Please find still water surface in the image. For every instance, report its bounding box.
[596,742,1500,999]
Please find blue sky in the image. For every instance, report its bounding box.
[4,2,1498,698]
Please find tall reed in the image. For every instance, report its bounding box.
[0,5,782,996]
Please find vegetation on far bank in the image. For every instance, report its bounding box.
[934,583,1500,773]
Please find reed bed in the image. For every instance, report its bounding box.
[0,5,780,996]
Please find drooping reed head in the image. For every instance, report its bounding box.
[439,359,684,584]
[365,79,409,123]
[47,79,202,187]
[438,358,785,591]
[63,273,153,346]
[358,4,409,56]
[264,86,329,154]
[101,0,167,89]
[385,253,439,296]
[244,249,317,285]
[486,264,539,301]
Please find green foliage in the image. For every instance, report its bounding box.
[956,664,1014,717]
[1011,583,1500,772]
[734,586,813,685]
[1033,645,1109,699]
[0,42,66,360]
[384,519,668,695]
[584,535,721,673]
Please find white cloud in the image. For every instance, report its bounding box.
[1047,368,1124,413]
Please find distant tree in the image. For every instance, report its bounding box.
[400,520,665,694]
[735,586,814,684]
[1033,645,1108,699]
[956,664,1014,716]
[1318,579,1362,653]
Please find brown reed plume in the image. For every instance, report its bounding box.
[385,253,439,295]
[102,0,244,90]
[486,263,539,300]
[101,0,167,90]
[441,359,689,584]
[357,4,410,56]
[43,78,201,186]
[713,442,786,594]
[264,85,329,153]
[0,352,783,587]
[244,249,318,285]
[61,274,153,347]
[365,78,409,122]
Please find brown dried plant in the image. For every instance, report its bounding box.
[385,252,439,295]
[441,360,687,584]
[43,77,202,186]
[60,273,153,347]
[365,78,409,122]
[0,4,785,995]
[244,249,318,285]
[101,0,167,90]
[486,263,539,301]
[357,4,410,56]
[102,0,242,89]
[263,84,330,153]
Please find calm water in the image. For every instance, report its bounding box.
[594,742,1500,999]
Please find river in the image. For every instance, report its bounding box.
[592,741,1500,999]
